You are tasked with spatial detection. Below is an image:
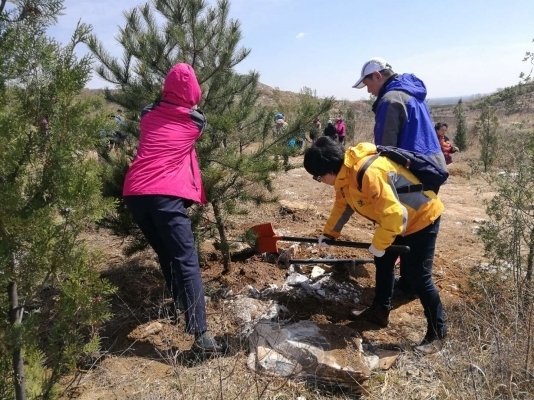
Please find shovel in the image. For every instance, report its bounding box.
[287,258,374,264]
[250,223,410,254]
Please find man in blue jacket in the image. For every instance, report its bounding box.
[352,57,447,301]
[353,57,446,171]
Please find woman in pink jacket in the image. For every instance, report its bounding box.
[123,63,225,355]
[335,116,346,145]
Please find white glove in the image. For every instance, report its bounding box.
[318,234,331,248]
[369,244,385,258]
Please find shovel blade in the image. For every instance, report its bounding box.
[255,236,280,253]
[250,223,281,253]
[250,223,276,237]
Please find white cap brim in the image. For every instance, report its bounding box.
[352,77,366,89]
[352,57,390,89]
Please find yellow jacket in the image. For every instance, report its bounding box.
[324,143,444,251]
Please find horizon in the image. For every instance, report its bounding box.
[48,0,534,101]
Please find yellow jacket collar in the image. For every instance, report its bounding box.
[335,142,377,189]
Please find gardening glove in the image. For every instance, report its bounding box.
[369,244,385,258]
[318,234,333,248]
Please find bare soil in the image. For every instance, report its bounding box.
[64,155,490,399]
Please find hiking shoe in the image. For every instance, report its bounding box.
[349,304,390,328]
[422,325,448,343]
[414,331,447,355]
[190,332,227,356]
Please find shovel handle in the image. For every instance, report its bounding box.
[289,258,374,264]
[279,236,410,254]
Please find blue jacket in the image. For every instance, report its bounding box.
[372,74,444,167]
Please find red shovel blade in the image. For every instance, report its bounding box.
[250,223,282,253]
[250,222,276,238]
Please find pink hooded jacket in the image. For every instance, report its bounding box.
[335,119,346,138]
[123,63,207,204]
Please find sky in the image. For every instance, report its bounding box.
[47,0,534,101]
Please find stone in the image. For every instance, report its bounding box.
[373,349,400,369]
[277,244,299,269]
[248,285,260,297]
[226,296,282,335]
[310,266,325,279]
[279,199,316,213]
[129,321,162,340]
[363,354,379,370]
[285,273,309,286]
[248,321,370,391]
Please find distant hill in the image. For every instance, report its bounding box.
[427,94,488,106]
[85,80,534,118]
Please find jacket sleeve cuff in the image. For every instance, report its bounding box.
[369,244,386,257]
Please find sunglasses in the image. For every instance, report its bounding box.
[313,175,322,183]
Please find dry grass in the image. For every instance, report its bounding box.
[364,292,534,399]
[59,89,534,400]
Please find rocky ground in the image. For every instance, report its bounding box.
[63,156,490,399]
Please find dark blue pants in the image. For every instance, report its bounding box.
[374,217,446,338]
[124,195,207,334]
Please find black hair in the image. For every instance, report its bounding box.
[380,68,395,78]
[434,122,448,132]
[303,136,345,177]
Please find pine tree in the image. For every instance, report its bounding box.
[86,0,333,273]
[501,86,519,115]
[453,99,467,151]
[477,132,534,301]
[475,100,499,173]
[0,2,115,398]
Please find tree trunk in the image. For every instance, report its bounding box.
[8,281,26,400]
[211,200,231,273]
[526,225,534,285]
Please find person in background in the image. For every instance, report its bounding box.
[435,122,459,165]
[122,63,226,356]
[115,109,124,125]
[324,119,337,140]
[335,116,346,145]
[309,116,322,144]
[304,137,447,354]
[310,117,322,144]
[352,57,447,299]
[275,113,287,136]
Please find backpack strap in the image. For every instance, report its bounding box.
[356,152,424,194]
[356,153,381,192]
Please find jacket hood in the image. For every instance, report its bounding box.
[384,73,427,101]
[343,142,377,169]
[162,63,201,108]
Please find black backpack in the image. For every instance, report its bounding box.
[356,146,449,194]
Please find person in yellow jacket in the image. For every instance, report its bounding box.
[303,137,447,352]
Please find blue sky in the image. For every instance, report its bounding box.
[48,0,534,100]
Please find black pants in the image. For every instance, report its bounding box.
[124,195,207,334]
[374,217,446,338]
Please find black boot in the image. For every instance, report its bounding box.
[191,331,227,355]
[349,304,390,328]
[415,328,447,355]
